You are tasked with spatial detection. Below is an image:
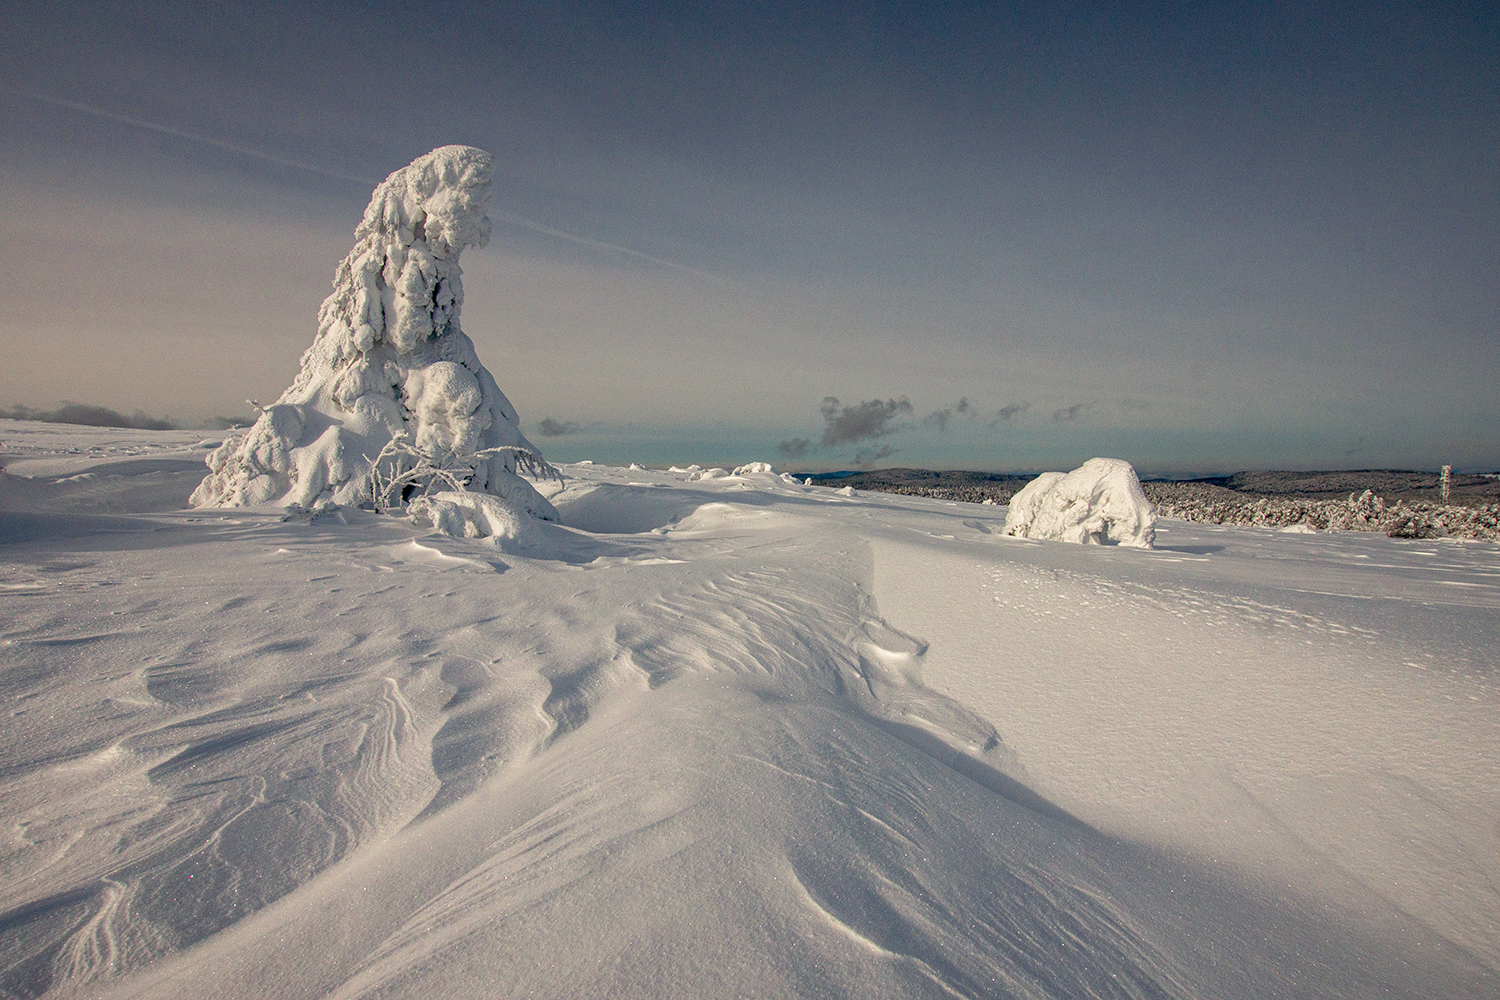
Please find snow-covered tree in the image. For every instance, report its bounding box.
[1004,458,1157,547]
[192,146,556,520]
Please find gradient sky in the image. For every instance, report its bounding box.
[2,1,1496,473]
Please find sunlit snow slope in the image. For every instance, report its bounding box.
[1,420,1496,999]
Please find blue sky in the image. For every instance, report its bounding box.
[2,1,1496,473]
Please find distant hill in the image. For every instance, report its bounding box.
[1193,469,1500,504]
[792,467,1036,504]
[793,466,1500,507]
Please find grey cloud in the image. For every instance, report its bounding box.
[854,444,897,465]
[992,402,1030,424]
[537,417,583,436]
[924,397,974,433]
[1052,402,1095,423]
[0,402,175,430]
[820,396,914,446]
[778,437,812,459]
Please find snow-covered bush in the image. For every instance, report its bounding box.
[1004,458,1156,548]
[191,146,557,525]
[407,491,553,555]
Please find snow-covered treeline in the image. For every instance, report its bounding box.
[1145,483,1500,540]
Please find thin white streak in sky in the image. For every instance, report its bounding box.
[491,212,723,284]
[8,88,381,186]
[10,88,721,284]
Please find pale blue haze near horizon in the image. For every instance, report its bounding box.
[1,1,1496,474]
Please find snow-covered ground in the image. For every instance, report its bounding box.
[2,419,1496,999]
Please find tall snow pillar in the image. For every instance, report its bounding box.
[191,146,556,521]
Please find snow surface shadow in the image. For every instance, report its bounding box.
[0,458,206,515]
[0,512,162,548]
[552,482,775,534]
[858,713,1091,832]
[551,480,869,535]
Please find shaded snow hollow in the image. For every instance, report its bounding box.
[1004,458,1157,548]
[191,146,555,521]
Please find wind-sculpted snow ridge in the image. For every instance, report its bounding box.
[1004,458,1157,548]
[191,146,557,523]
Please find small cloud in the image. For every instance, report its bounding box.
[923,397,974,433]
[992,402,1030,425]
[854,444,897,465]
[1052,402,1094,423]
[778,437,812,459]
[536,417,583,437]
[819,396,914,446]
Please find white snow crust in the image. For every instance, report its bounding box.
[190,147,555,523]
[407,490,553,557]
[1004,457,1157,547]
[1,423,1497,1000]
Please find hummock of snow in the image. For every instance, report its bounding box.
[190,146,556,522]
[668,464,733,481]
[732,462,776,475]
[407,490,553,556]
[1004,458,1157,548]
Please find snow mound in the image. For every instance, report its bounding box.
[190,146,556,520]
[407,490,553,556]
[732,462,776,476]
[1004,458,1156,548]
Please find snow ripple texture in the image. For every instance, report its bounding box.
[0,441,1495,999]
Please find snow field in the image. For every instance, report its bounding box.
[0,439,1496,998]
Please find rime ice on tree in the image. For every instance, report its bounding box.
[1004,458,1157,548]
[192,146,556,520]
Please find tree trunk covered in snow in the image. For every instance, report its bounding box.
[192,146,556,520]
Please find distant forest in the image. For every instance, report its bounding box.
[0,404,252,431]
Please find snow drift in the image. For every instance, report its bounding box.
[1004,458,1157,548]
[190,146,556,523]
[1,425,1497,1000]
